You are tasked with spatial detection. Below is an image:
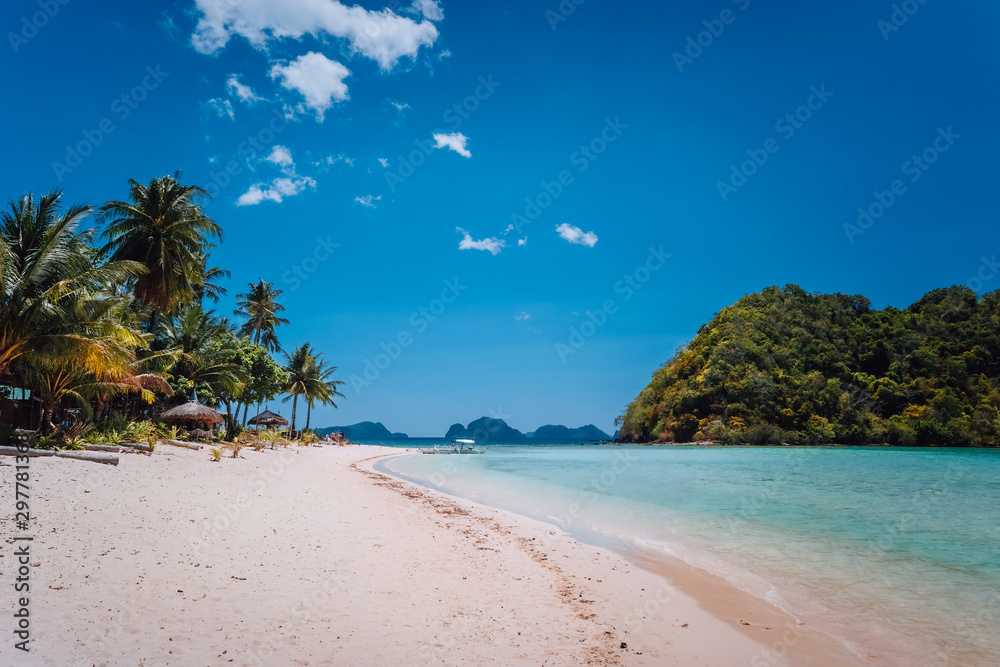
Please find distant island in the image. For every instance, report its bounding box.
[446,417,526,442]
[444,418,611,442]
[618,284,1000,447]
[317,422,408,440]
[532,424,611,440]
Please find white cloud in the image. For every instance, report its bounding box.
[408,0,444,21]
[438,49,452,60]
[515,312,530,321]
[517,237,527,246]
[265,145,294,168]
[433,132,471,158]
[378,157,389,167]
[317,154,354,168]
[355,194,382,208]
[207,97,234,120]
[237,176,316,206]
[389,99,410,111]
[556,223,598,248]
[456,228,504,255]
[190,0,439,71]
[226,75,263,105]
[270,52,351,122]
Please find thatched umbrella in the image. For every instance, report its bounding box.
[248,408,288,444]
[248,409,288,428]
[159,390,224,432]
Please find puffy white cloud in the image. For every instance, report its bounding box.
[206,97,234,120]
[190,0,439,71]
[237,176,316,206]
[270,52,351,122]
[316,154,354,168]
[517,237,527,246]
[265,145,294,168]
[389,99,410,111]
[226,75,263,105]
[354,194,382,208]
[433,132,471,158]
[515,312,530,321]
[409,0,444,21]
[456,228,504,255]
[378,157,389,167]
[555,223,598,248]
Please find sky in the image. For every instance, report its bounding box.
[1,0,997,436]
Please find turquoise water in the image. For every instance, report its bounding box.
[378,445,1000,666]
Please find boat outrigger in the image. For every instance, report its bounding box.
[420,438,488,455]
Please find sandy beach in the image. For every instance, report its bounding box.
[2,444,861,666]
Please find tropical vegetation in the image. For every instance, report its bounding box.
[618,284,1000,447]
[0,176,344,447]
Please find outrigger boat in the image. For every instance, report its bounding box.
[420,438,488,455]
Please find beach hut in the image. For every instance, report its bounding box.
[158,391,223,440]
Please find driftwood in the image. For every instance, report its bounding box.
[164,439,203,450]
[83,444,122,453]
[0,446,119,466]
[118,442,153,453]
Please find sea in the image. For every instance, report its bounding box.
[366,440,1000,666]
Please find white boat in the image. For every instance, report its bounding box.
[420,438,488,455]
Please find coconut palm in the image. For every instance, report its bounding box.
[234,279,288,352]
[304,358,345,431]
[193,251,230,305]
[281,343,325,435]
[162,305,247,400]
[0,191,144,382]
[100,174,222,332]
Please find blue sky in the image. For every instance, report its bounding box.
[2,0,997,436]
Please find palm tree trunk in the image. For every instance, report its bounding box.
[149,310,160,335]
[306,402,311,431]
[242,403,250,426]
[290,393,298,437]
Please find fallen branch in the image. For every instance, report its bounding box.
[164,439,203,450]
[0,446,119,466]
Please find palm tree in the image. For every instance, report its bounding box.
[235,279,289,352]
[282,343,324,435]
[0,191,143,382]
[193,251,230,305]
[304,358,345,431]
[162,305,247,400]
[100,174,222,332]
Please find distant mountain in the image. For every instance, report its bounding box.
[445,417,526,442]
[317,422,407,440]
[532,424,612,440]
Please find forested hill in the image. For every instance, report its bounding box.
[618,285,1000,446]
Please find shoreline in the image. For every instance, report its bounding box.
[372,451,866,667]
[6,443,860,665]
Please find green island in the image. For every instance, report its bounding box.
[618,284,1000,447]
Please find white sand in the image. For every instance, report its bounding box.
[1,445,860,665]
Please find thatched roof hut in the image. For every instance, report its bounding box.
[159,400,223,426]
[248,409,288,427]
